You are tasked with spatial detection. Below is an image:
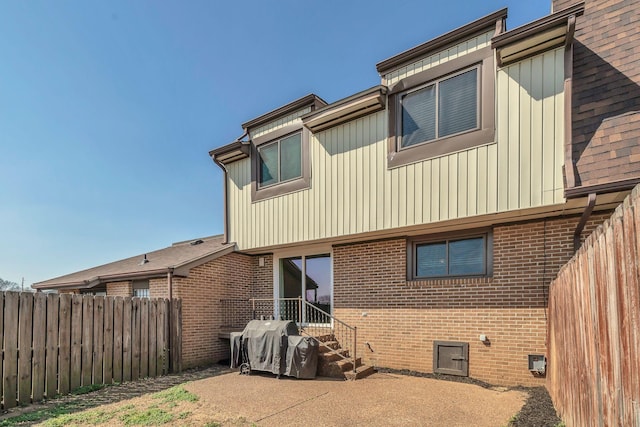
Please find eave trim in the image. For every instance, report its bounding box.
[241,94,328,130]
[376,8,507,75]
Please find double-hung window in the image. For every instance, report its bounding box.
[408,232,492,280]
[400,67,479,148]
[258,132,302,188]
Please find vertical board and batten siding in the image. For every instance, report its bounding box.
[251,107,311,138]
[228,47,565,250]
[383,29,494,85]
[548,185,640,427]
[0,293,180,410]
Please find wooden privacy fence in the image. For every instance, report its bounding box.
[548,186,640,427]
[0,292,182,410]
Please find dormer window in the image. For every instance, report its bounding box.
[400,66,479,148]
[386,46,496,169]
[258,132,302,187]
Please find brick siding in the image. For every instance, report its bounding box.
[171,252,253,368]
[332,213,609,386]
[554,0,640,188]
[106,281,132,297]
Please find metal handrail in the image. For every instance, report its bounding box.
[249,297,358,374]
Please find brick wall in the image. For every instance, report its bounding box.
[332,213,609,386]
[252,254,274,299]
[106,281,132,297]
[553,0,640,188]
[172,252,253,368]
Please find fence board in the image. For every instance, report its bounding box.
[69,295,83,391]
[131,299,140,381]
[170,299,182,373]
[32,292,47,401]
[148,300,157,378]
[18,293,33,406]
[103,297,114,384]
[81,297,94,386]
[0,293,179,409]
[93,297,104,385]
[140,299,149,378]
[58,294,72,395]
[112,297,123,384]
[548,186,640,426]
[3,292,19,408]
[122,298,132,382]
[157,300,166,375]
[45,294,59,399]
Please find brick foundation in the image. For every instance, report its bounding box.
[332,213,609,386]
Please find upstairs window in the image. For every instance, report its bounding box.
[408,231,492,280]
[258,132,302,187]
[401,67,479,148]
[387,46,495,168]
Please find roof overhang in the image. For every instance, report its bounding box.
[376,8,507,75]
[492,2,585,67]
[209,141,250,165]
[301,86,388,133]
[241,94,327,131]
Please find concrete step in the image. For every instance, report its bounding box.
[344,364,376,380]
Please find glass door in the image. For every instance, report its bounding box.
[279,254,331,323]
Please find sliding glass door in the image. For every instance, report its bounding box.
[280,254,331,321]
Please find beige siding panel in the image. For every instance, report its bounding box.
[458,151,468,217]
[542,50,558,205]
[497,67,510,212]
[228,47,566,249]
[508,63,521,210]
[252,108,311,138]
[467,149,477,216]
[530,55,544,207]
[519,60,532,209]
[553,48,565,203]
[384,30,494,85]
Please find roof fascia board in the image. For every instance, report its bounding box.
[376,8,507,75]
[491,3,585,55]
[241,94,328,131]
[301,85,388,132]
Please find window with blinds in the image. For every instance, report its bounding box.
[409,232,491,279]
[400,67,479,148]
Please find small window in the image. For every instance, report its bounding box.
[408,231,492,280]
[258,132,302,187]
[400,67,479,148]
[251,125,311,202]
[133,280,150,298]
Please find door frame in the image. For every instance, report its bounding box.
[272,243,334,317]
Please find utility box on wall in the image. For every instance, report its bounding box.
[528,354,546,375]
[433,341,469,377]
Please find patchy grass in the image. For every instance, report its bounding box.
[0,403,82,426]
[71,383,107,395]
[152,384,199,404]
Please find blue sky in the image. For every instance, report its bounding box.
[0,0,550,286]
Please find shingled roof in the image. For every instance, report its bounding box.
[33,235,235,290]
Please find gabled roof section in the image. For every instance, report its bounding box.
[33,235,235,290]
[492,2,585,66]
[376,8,507,75]
[241,94,327,131]
[301,85,388,133]
[209,141,250,165]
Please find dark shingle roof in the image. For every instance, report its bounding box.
[33,235,234,290]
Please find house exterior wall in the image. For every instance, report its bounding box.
[553,0,640,189]
[171,252,253,368]
[382,29,493,85]
[106,281,132,297]
[331,213,609,386]
[227,46,565,251]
